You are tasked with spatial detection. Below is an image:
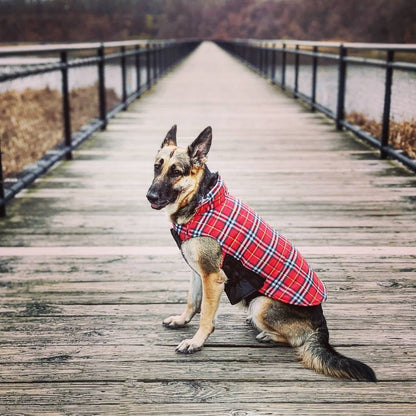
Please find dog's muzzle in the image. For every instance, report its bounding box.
[146,188,169,210]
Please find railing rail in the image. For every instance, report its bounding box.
[0,39,200,217]
[216,39,416,173]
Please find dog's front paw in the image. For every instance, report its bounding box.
[163,315,188,329]
[175,338,203,354]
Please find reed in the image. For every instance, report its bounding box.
[346,111,416,159]
[0,85,119,177]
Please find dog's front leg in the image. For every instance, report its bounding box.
[163,271,202,328]
[176,270,225,353]
[174,237,224,354]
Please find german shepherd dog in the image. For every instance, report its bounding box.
[146,125,377,382]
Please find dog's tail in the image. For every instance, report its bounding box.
[297,325,377,382]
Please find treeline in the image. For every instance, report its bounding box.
[0,0,415,43]
[0,0,165,42]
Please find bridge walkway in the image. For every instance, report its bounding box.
[0,41,415,415]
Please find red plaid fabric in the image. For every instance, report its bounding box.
[173,176,327,306]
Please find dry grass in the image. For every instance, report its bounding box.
[0,85,119,178]
[346,111,416,159]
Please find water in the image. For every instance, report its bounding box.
[273,62,416,122]
[0,56,148,99]
[1,58,415,122]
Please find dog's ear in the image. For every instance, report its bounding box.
[188,126,212,167]
[161,125,177,148]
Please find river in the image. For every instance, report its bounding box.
[1,57,415,122]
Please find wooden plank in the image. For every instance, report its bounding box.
[2,277,415,294]
[0,344,411,366]
[1,306,414,327]
[0,346,413,382]
[1,327,414,347]
[2,381,414,405]
[0,362,413,383]
[115,403,416,416]
[1,251,415,268]
[1,302,414,321]
[1,290,414,304]
[1,403,415,416]
[122,381,416,404]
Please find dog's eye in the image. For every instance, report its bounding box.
[154,160,163,173]
[170,166,182,177]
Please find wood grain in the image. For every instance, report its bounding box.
[0,41,415,414]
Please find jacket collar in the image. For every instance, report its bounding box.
[194,175,227,216]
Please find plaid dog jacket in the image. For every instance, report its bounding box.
[173,176,327,306]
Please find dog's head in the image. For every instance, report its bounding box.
[146,125,212,217]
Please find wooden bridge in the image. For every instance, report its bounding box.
[1,41,416,415]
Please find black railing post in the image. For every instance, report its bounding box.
[172,43,176,67]
[154,42,159,80]
[166,42,170,72]
[281,43,287,90]
[173,42,178,67]
[0,144,5,217]
[251,44,255,68]
[160,42,165,76]
[135,45,141,98]
[271,43,276,84]
[257,44,260,73]
[381,50,394,159]
[166,43,171,70]
[176,41,180,64]
[152,43,156,82]
[264,43,269,78]
[311,45,318,111]
[260,44,264,75]
[97,43,107,129]
[121,46,127,109]
[171,42,175,68]
[160,42,164,76]
[60,50,72,160]
[336,44,347,130]
[294,44,300,98]
[159,42,163,77]
[146,43,152,89]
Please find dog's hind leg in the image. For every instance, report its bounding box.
[248,296,298,345]
[163,271,202,328]
[248,296,376,380]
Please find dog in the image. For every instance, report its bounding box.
[146,125,377,382]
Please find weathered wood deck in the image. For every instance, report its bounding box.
[1,42,416,415]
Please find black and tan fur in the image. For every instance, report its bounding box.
[146,125,377,382]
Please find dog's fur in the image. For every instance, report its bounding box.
[146,125,377,382]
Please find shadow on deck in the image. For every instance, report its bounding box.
[0,42,415,415]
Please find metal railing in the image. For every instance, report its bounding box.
[0,39,200,217]
[216,39,416,173]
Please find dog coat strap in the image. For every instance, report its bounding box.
[222,254,264,305]
[170,228,183,249]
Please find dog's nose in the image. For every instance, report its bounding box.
[146,189,159,204]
